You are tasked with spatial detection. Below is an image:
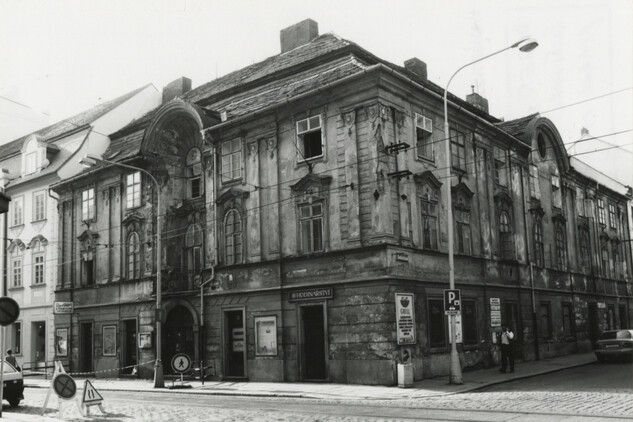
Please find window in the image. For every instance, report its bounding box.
[619,306,628,329]
[462,300,478,346]
[127,232,140,279]
[185,224,203,276]
[529,165,540,199]
[450,128,466,170]
[415,113,433,159]
[296,115,323,160]
[186,148,202,199]
[575,188,585,217]
[82,188,95,221]
[26,152,37,174]
[12,322,21,355]
[607,305,616,330]
[83,258,94,286]
[551,168,561,208]
[597,199,606,225]
[221,139,242,182]
[299,203,324,253]
[455,209,471,255]
[428,299,446,348]
[33,255,45,285]
[420,193,438,250]
[539,302,552,340]
[11,257,22,288]
[608,204,617,228]
[126,172,141,209]
[537,133,547,158]
[555,225,566,270]
[224,211,242,265]
[504,302,519,336]
[11,196,23,226]
[601,240,609,278]
[499,210,513,259]
[493,147,507,186]
[562,302,574,338]
[612,241,620,279]
[33,190,46,221]
[533,218,544,267]
[579,228,590,271]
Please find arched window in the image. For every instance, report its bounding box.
[127,232,140,279]
[533,218,544,267]
[10,248,23,288]
[185,224,203,278]
[420,192,438,250]
[579,227,590,272]
[31,239,45,285]
[186,148,202,199]
[600,239,609,278]
[499,210,513,260]
[612,241,620,279]
[224,209,243,265]
[555,225,566,271]
[499,211,510,233]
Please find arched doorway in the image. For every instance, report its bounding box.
[164,305,196,374]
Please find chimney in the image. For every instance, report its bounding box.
[466,85,489,114]
[162,77,192,103]
[404,58,427,81]
[280,19,319,54]
[581,127,589,137]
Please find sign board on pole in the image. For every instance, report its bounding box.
[490,297,501,327]
[82,380,103,404]
[53,302,73,314]
[0,297,20,326]
[443,289,461,314]
[395,293,416,345]
[171,353,192,374]
[448,313,463,344]
[53,374,77,399]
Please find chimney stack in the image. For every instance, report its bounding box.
[162,77,192,103]
[404,58,427,81]
[581,127,589,137]
[466,85,489,114]
[280,19,319,54]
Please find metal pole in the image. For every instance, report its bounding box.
[0,326,5,418]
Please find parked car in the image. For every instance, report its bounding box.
[2,361,24,407]
[595,329,633,363]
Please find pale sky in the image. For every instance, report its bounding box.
[1,0,632,181]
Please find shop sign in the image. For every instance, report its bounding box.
[490,297,501,327]
[54,302,73,314]
[289,287,333,302]
[395,293,416,345]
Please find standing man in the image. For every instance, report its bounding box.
[499,325,514,373]
[5,349,19,371]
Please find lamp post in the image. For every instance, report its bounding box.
[79,154,165,388]
[443,38,538,385]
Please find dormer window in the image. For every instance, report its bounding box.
[186,148,203,198]
[26,152,37,175]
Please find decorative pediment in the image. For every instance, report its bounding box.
[77,229,99,251]
[28,234,48,248]
[577,217,589,231]
[552,211,566,224]
[290,174,332,195]
[451,182,474,210]
[494,191,513,206]
[217,188,249,205]
[122,214,145,227]
[413,171,442,190]
[7,239,26,253]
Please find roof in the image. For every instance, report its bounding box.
[570,156,631,197]
[0,84,152,161]
[496,113,539,137]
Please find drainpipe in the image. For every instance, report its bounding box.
[520,165,539,360]
[2,214,7,297]
[200,266,214,385]
[275,117,285,382]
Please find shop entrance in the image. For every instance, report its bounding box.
[165,306,195,374]
[224,310,245,377]
[588,303,600,348]
[121,319,137,375]
[300,304,327,380]
[80,322,93,373]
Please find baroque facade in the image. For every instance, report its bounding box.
[52,20,632,384]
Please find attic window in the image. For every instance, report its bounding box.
[26,152,37,175]
[537,133,547,159]
[296,115,323,160]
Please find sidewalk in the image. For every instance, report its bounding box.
[22,352,597,401]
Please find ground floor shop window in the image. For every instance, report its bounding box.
[562,302,574,338]
[32,321,46,362]
[619,306,628,329]
[539,303,552,340]
[12,322,21,355]
[607,305,616,330]
[428,299,446,348]
[504,302,519,336]
[462,300,478,345]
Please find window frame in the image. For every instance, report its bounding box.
[461,299,478,346]
[12,322,21,356]
[221,138,243,183]
[11,257,22,288]
[33,253,45,286]
[597,199,606,226]
[562,302,574,339]
[608,203,617,229]
[529,165,540,199]
[420,193,439,251]
[428,298,447,349]
[299,202,324,254]
[601,240,609,278]
[223,210,243,265]
[415,113,434,161]
[186,148,203,199]
[449,128,466,171]
[127,231,141,280]
[126,172,142,209]
[11,196,24,227]
[533,218,544,267]
[26,151,37,175]
[539,302,553,340]
[555,224,566,271]
[32,190,46,221]
[455,209,471,255]
[493,147,507,186]
[296,115,324,162]
[82,188,95,221]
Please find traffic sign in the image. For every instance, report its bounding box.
[82,380,103,404]
[171,353,192,374]
[443,289,461,314]
[53,373,77,399]
[0,297,20,326]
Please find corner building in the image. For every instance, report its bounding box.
[53,20,632,383]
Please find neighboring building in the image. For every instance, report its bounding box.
[0,85,161,369]
[52,20,633,384]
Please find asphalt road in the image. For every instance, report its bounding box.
[4,361,632,421]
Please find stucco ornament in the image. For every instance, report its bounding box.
[344,111,356,136]
[266,138,277,158]
[248,142,258,158]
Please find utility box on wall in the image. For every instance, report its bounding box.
[397,363,413,388]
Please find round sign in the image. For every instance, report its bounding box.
[53,374,77,399]
[0,297,20,326]
[171,353,192,374]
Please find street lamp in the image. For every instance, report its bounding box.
[443,38,538,385]
[79,153,165,388]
